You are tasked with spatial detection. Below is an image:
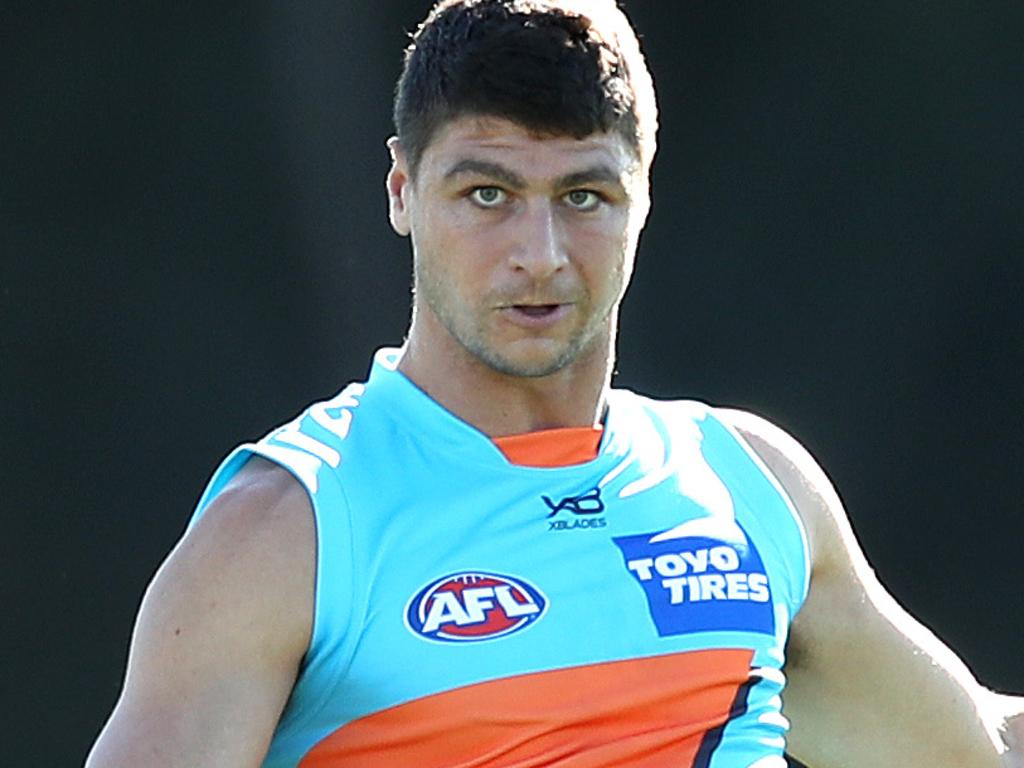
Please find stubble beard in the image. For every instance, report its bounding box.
[414,270,613,380]
[462,320,599,379]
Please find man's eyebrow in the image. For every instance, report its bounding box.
[556,165,627,191]
[443,160,527,190]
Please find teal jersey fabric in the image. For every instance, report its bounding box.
[190,348,810,768]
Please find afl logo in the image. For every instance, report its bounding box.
[405,572,548,643]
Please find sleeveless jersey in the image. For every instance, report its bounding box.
[190,348,810,768]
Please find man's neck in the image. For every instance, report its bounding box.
[397,328,613,439]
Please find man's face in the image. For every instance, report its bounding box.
[388,115,650,378]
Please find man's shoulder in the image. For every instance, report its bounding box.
[187,456,316,575]
[712,407,805,455]
[173,453,316,655]
[208,456,313,524]
[708,407,849,571]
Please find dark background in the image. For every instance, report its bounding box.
[4,2,1022,765]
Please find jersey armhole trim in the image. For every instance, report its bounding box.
[246,443,362,743]
[705,410,813,614]
[190,442,357,740]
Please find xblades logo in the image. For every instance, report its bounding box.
[542,488,604,517]
[544,487,607,531]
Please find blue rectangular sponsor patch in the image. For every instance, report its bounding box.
[613,525,775,637]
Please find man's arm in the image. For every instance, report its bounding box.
[722,409,1022,768]
[85,457,315,768]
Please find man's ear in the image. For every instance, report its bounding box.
[386,137,412,236]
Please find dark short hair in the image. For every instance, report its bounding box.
[393,0,657,178]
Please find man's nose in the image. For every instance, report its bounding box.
[508,202,568,279]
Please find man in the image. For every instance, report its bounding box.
[86,1,1022,766]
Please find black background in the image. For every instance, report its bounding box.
[4,2,1022,765]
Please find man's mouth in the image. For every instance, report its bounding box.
[499,303,572,328]
[513,304,561,317]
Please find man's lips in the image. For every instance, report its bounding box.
[513,304,560,316]
[498,303,573,327]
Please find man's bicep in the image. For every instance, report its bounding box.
[725,411,1004,767]
[783,543,1005,767]
[784,549,958,763]
[87,460,315,768]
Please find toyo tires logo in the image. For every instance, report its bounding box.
[405,572,548,643]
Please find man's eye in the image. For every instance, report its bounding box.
[564,190,601,211]
[469,187,507,207]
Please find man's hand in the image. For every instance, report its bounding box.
[1001,709,1024,767]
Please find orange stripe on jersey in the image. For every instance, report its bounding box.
[493,426,604,467]
[298,648,754,768]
